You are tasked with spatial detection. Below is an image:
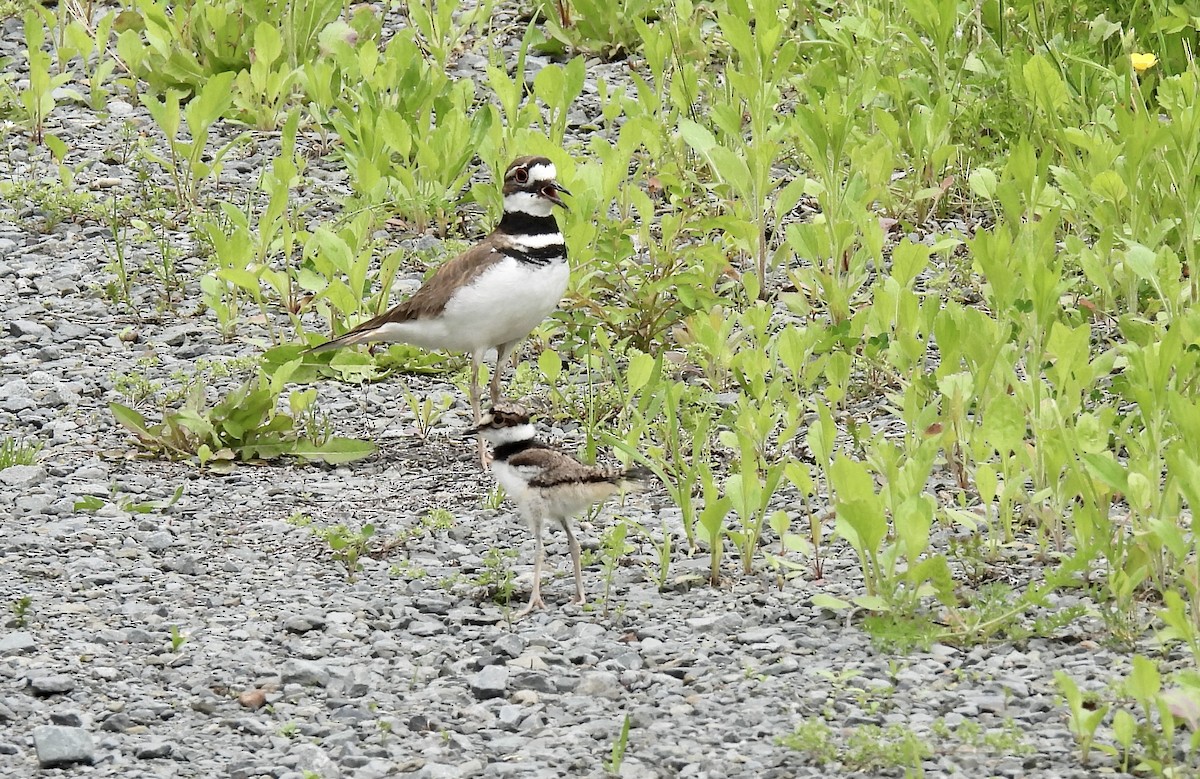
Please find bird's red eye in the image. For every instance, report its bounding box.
[514,168,529,184]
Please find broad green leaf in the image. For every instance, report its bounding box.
[110,402,154,440]
[290,437,377,464]
[1127,655,1161,700]
[188,70,236,132]
[677,118,716,154]
[1123,243,1158,281]
[1081,453,1128,493]
[538,349,562,384]
[74,495,106,512]
[626,350,656,394]
[852,594,889,611]
[1022,54,1068,114]
[811,594,851,610]
[254,21,283,65]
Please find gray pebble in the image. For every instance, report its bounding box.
[0,632,35,656]
[135,741,173,759]
[144,530,173,551]
[470,665,509,700]
[282,659,330,687]
[0,464,44,487]
[575,671,624,699]
[29,674,75,696]
[33,725,94,767]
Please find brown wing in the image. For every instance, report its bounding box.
[309,236,504,351]
[361,237,504,325]
[507,446,624,489]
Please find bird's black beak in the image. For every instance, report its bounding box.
[543,182,571,210]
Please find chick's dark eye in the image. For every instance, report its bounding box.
[514,168,529,184]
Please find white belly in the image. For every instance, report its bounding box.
[380,258,568,355]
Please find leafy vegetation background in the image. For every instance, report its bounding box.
[4,0,1200,772]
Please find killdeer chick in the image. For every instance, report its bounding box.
[308,156,571,461]
[472,402,651,615]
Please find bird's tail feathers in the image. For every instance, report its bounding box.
[305,327,378,354]
[616,465,653,488]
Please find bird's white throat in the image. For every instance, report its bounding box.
[504,191,556,217]
[482,422,537,448]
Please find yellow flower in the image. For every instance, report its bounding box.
[1131,52,1158,73]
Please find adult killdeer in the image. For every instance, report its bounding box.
[308,156,571,458]
[472,402,651,615]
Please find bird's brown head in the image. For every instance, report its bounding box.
[471,400,537,445]
[502,156,570,213]
[478,400,531,429]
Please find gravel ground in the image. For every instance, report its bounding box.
[0,7,1145,779]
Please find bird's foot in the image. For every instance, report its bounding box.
[515,594,545,618]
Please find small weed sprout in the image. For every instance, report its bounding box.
[9,596,33,628]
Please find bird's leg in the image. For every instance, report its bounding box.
[516,530,546,617]
[469,352,489,468]
[490,342,516,408]
[562,519,585,606]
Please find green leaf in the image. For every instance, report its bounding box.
[626,350,656,394]
[538,349,562,384]
[1123,243,1159,281]
[74,495,106,512]
[677,118,716,154]
[1082,453,1128,493]
[830,455,886,555]
[1022,54,1068,114]
[110,402,155,441]
[852,594,889,611]
[811,594,851,610]
[253,21,283,66]
[188,70,237,133]
[290,437,377,464]
[1127,655,1161,701]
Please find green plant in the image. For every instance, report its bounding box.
[140,72,248,207]
[626,518,672,592]
[102,195,135,309]
[311,30,494,231]
[534,0,662,59]
[230,23,302,130]
[405,0,493,70]
[605,713,632,774]
[19,8,76,145]
[598,519,633,616]
[113,0,343,96]
[168,625,187,652]
[109,360,375,470]
[399,384,454,440]
[777,718,838,765]
[780,718,930,774]
[610,352,715,552]
[476,548,518,607]
[0,435,41,468]
[0,178,106,231]
[1057,671,1110,765]
[9,596,32,628]
[482,486,506,511]
[73,485,184,516]
[315,523,376,582]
